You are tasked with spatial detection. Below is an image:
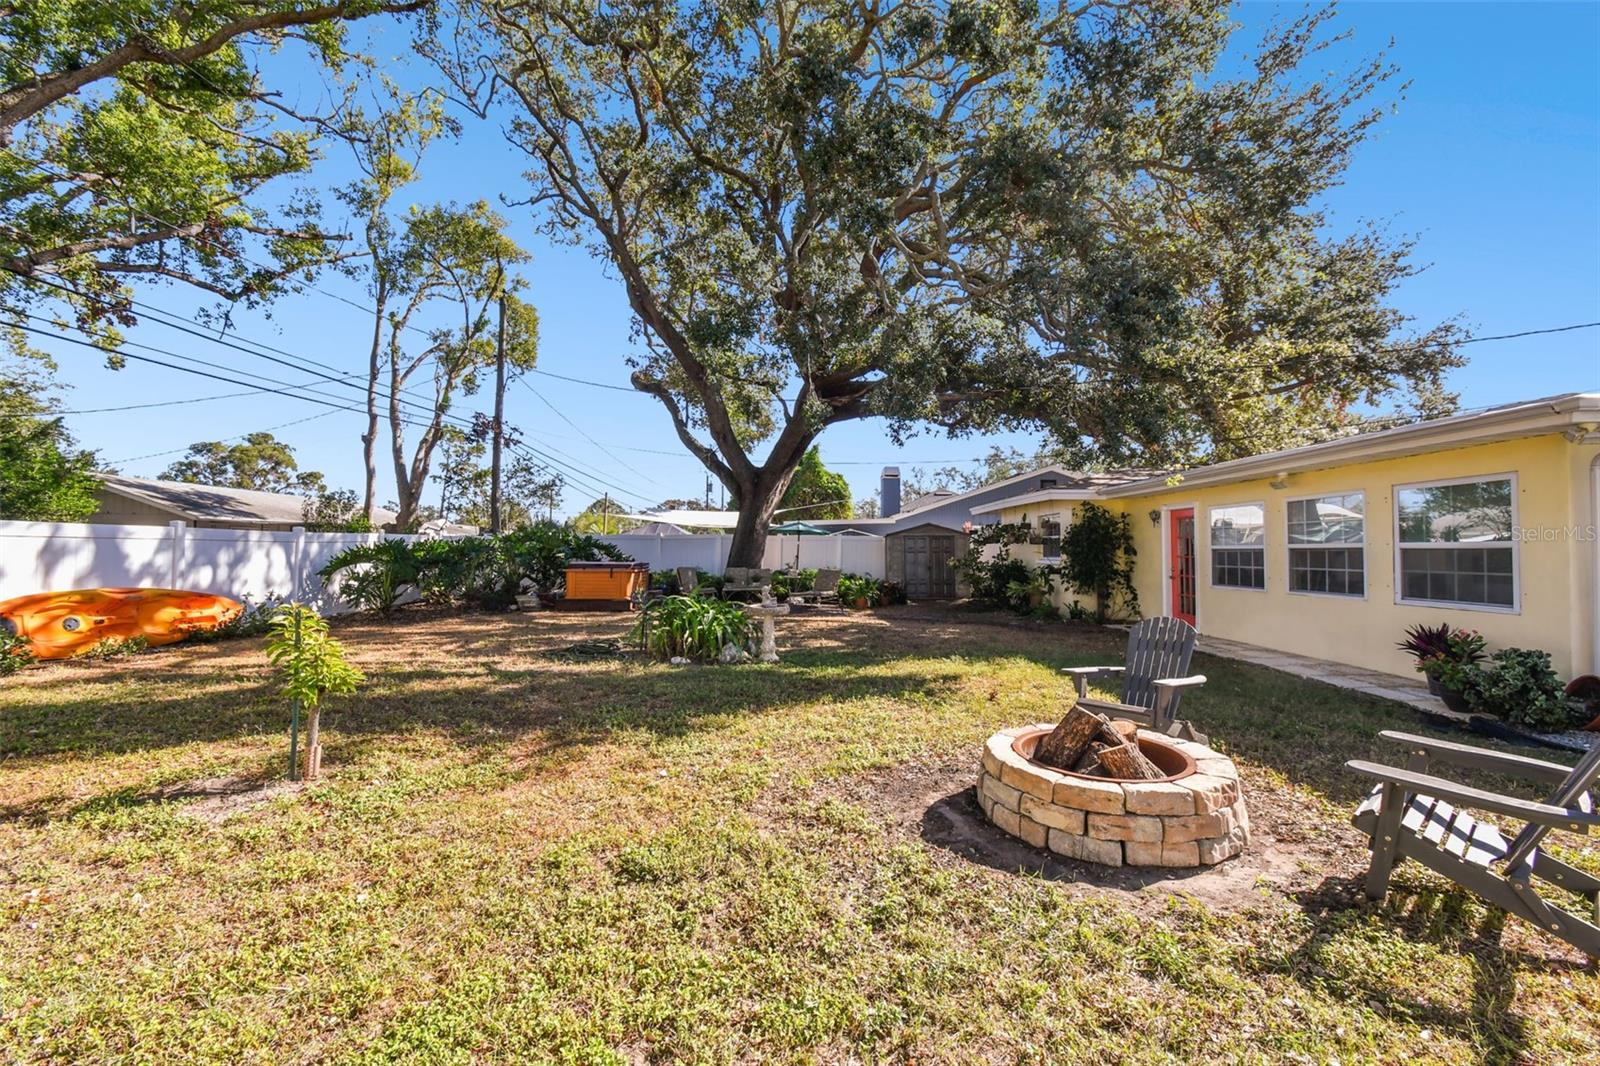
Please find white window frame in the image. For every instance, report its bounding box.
[1208,500,1267,592]
[1392,471,1521,615]
[1039,512,1063,561]
[1285,489,1368,600]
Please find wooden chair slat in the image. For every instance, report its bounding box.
[1350,739,1600,957]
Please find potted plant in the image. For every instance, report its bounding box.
[838,574,881,609]
[1005,569,1052,611]
[1397,622,1485,713]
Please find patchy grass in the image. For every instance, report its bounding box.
[1,606,1595,1064]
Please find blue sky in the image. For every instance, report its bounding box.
[37,2,1600,517]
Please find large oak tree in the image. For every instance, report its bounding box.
[440,0,1461,566]
[1,1,427,347]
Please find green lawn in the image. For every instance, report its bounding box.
[1,607,1595,1064]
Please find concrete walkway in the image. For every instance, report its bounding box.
[1194,634,1448,714]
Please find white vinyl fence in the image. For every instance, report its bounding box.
[0,522,887,611]
[0,520,431,613]
[597,532,886,578]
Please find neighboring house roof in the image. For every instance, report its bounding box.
[629,521,691,536]
[96,474,399,527]
[970,392,1600,515]
[812,465,1152,534]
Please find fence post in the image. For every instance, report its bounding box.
[168,520,186,589]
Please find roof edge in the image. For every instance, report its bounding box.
[1101,392,1600,498]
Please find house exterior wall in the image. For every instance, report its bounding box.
[89,489,183,527]
[996,433,1600,678]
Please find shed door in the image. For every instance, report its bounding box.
[904,535,957,599]
[904,536,930,598]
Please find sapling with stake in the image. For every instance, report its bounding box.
[266,605,363,780]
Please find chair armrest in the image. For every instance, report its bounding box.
[1076,696,1154,727]
[1152,674,1207,690]
[1378,730,1577,786]
[1346,760,1600,832]
[1062,665,1123,699]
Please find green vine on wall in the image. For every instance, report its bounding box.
[1059,503,1139,623]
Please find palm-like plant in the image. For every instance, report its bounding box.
[631,596,756,662]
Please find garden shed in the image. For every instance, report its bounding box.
[884,522,969,599]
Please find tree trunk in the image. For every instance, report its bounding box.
[361,275,387,523]
[724,468,792,568]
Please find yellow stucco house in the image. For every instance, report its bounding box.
[972,392,1600,681]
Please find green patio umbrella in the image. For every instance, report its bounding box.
[770,520,831,571]
[769,520,831,535]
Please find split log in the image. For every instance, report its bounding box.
[1097,738,1165,780]
[1071,742,1108,773]
[1035,705,1108,770]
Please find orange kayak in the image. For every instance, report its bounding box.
[0,588,243,660]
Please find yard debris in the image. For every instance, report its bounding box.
[545,638,627,661]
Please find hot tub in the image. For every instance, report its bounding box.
[559,561,650,610]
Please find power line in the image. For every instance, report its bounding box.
[14,310,656,509]
[106,409,344,464]
[526,367,641,393]
[514,374,658,484]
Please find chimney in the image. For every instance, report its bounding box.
[880,466,901,518]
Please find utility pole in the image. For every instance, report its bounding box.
[602,492,611,534]
[705,474,712,509]
[489,293,507,534]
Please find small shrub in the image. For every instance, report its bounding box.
[631,596,756,662]
[878,580,907,606]
[954,523,1031,606]
[838,574,882,607]
[0,627,34,675]
[1468,649,1575,732]
[320,539,420,613]
[77,635,148,660]
[649,569,681,594]
[185,594,282,643]
[266,605,364,779]
[1004,568,1053,612]
[771,568,818,600]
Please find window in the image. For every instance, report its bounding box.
[1395,475,1517,609]
[1040,513,1062,560]
[1210,503,1265,589]
[1287,492,1365,596]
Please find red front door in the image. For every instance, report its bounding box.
[1169,508,1197,626]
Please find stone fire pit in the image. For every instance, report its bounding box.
[977,724,1249,868]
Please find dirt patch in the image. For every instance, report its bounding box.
[159,776,303,824]
[827,757,1320,915]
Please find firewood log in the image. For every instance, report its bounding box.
[1097,738,1165,780]
[1034,704,1107,770]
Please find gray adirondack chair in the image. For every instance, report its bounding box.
[1061,616,1208,742]
[1349,731,1600,956]
[788,568,843,606]
[676,567,714,598]
[721,567,772,601]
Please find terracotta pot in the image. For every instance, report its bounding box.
[853,597,869,608]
